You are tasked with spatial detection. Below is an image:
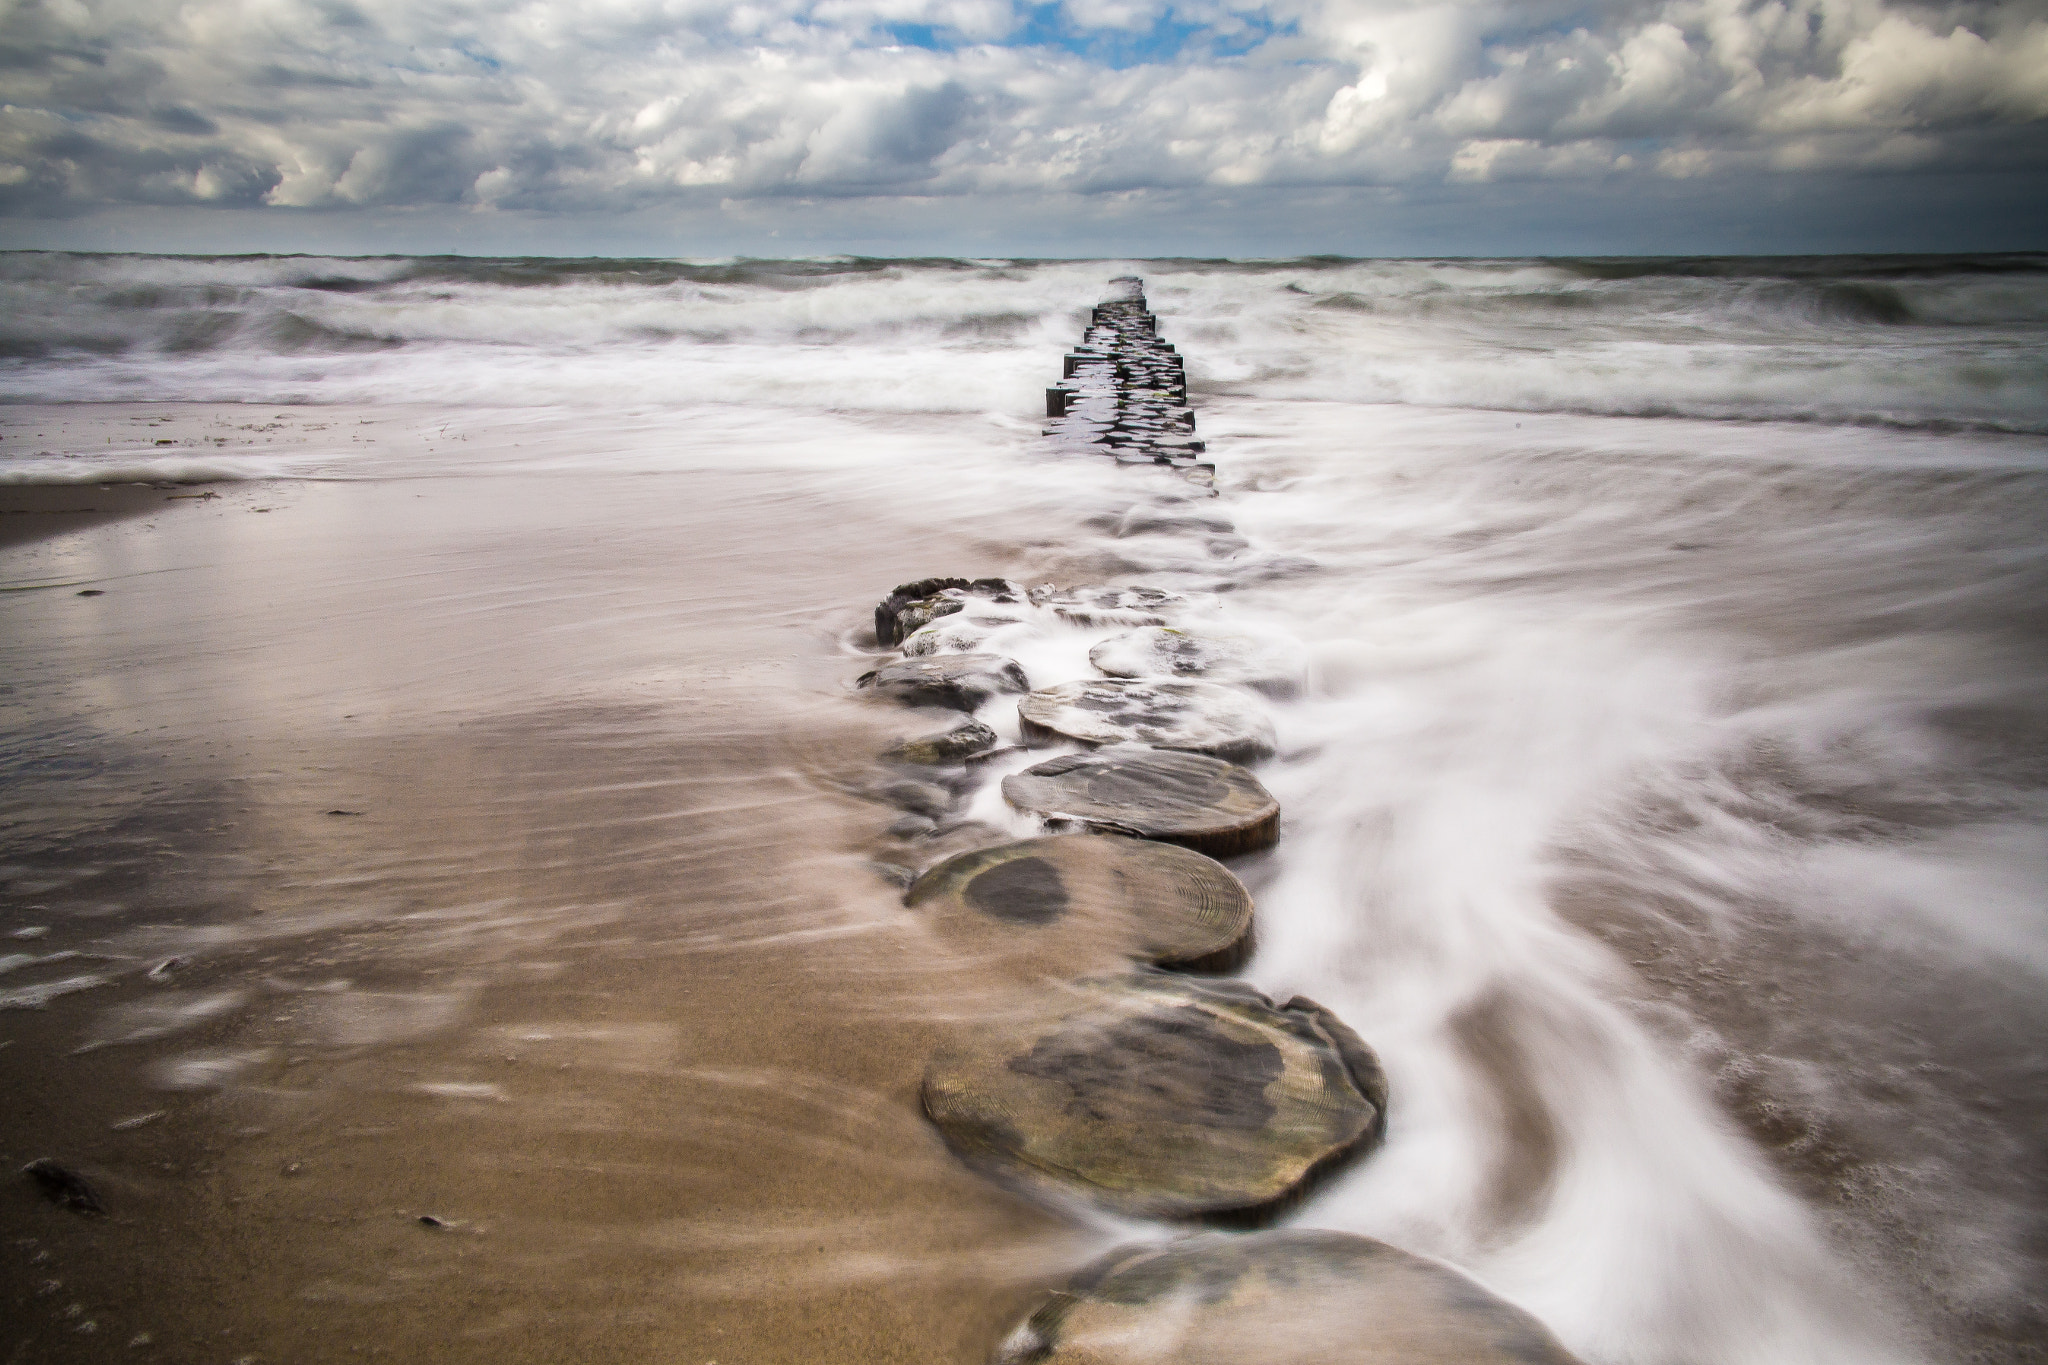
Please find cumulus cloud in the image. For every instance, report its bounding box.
[0,0,2042,219]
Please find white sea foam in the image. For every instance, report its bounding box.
[1177,380,2046,1363]
[2,254,2043,436]
[0,455,298,484]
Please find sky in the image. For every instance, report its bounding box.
[1,0,2045,257]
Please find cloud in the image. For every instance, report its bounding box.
[0,0,2041,223]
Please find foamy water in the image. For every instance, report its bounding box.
[3,252,2045,1363]
[5,252,2046,432]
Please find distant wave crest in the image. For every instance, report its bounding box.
[0,251,2043,432]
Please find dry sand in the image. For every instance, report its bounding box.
[0,405,1119,1364]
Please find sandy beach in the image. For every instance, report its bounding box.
[0,403,1137,1363]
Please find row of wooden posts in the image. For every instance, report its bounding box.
[851,282,1584,1365]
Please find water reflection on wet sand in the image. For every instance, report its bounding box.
[0,464,1107,1362]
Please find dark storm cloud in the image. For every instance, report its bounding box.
[874,80,975,168]
[151,107,220,135]
[0,0,2042,235]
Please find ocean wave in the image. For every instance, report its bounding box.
[1551,252,2048,281]
[0,455,285,484]
[266,313,404,352]
[0,252,2041,432]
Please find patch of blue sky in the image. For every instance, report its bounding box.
[453,40,502,72]
[880,6,1289,67]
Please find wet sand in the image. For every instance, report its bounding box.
[0,411,1117,1363]
[0,483,206,552]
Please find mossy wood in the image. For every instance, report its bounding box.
[882,720,1000,766]
[875,577,1026,648]
[994,1230,1585,1365]
[1034,584,1186,630]
[904,834,1254,972]
[858,654,1030,712]
[1001,749,1279,857]
[1018,678,1275,764]
[922,972,1384,1220]
[903,613,1031,657]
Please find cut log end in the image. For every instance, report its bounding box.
[904,834,1253,973]
[1002,749,1280,858]
[993,1229,1587,1365]
[922,973,1381,1222]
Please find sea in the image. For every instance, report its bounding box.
[1,251,2045,1364]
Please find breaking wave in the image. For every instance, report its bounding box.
[0,251,2042,431]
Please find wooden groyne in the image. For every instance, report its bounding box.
[1043,276,1212,481]
[851,280,1584,1365]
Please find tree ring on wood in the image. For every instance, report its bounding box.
[922,972,1384,1221]
[994,1229,1585,1365]
[904,834,1253,971]
[1001,748,1279,857]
